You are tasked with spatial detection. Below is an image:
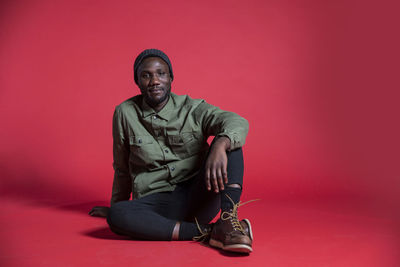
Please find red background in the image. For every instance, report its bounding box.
[1,0,399,266]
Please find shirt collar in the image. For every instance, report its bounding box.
[141,93,175,121]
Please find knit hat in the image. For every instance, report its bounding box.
[133,49,174,85]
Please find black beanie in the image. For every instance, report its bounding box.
[133,49,174,85]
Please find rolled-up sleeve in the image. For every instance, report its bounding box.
[110,106,132,205]
[194,101,249,150]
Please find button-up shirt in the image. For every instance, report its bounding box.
[111,93,249,204]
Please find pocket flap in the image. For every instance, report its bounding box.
[168,134,184,145]
[129,135,153,145]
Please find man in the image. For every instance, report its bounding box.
[89,49,253,253]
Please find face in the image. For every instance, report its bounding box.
[137,57,172,110]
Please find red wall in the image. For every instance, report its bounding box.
[1,0,399,210]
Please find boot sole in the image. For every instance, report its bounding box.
[209,239,253,254]
[224,243,253,253]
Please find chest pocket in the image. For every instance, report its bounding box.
[168,132,204,157]
[129,135,155,167]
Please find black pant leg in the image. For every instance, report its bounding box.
[106,147,245,240]
[184,147,245,224]
[107,191,187,241]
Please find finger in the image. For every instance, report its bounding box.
[216,168,224,191]
[223,171,228,184]
[223,170,228,185]
[205,165,211,191]
[222,158,228,184]
[218,176,224,192]
[211,167,219,193]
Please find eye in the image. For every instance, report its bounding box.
[141,73,150,79]
[158,71,167,78]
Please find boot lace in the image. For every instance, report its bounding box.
[192,195,259,241]
[193,217,211,242]
[220,194,259,234]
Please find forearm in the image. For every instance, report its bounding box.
[215,115,249,150]
[112,107,131,204]
[211,136,231,152]
[110,170,132,205]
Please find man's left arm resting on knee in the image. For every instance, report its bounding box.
[195,101,249,193]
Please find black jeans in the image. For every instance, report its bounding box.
[107,147,244,240]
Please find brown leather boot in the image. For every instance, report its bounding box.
[193,219,252,243]
[209,208,253,253]
[241,219,253,241]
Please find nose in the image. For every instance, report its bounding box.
[149,74,161,86]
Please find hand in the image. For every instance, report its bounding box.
[205,137,231,193]
[88,206,110,217]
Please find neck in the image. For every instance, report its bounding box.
[147,96,169,113]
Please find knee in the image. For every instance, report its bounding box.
[227,147,242,154]
[226,147,244,162]
[226,183,242,189]
[107,201,131,227]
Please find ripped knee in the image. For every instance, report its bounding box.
[226,183,242,189]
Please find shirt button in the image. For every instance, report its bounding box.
[171,166,175,171]
[165,149,169,153]
[138,138,142,143]
[153,116,157,120]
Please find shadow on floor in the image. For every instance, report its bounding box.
[82,226,132,240]
[56,201,109,214]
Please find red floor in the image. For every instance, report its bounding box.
[1,193,399,267]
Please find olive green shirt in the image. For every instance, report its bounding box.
[111,93,249,204]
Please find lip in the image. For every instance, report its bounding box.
[149,88,163,94]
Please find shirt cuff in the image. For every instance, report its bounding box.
[216,132,241,151]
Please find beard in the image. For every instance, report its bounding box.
[143,87,171,108]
